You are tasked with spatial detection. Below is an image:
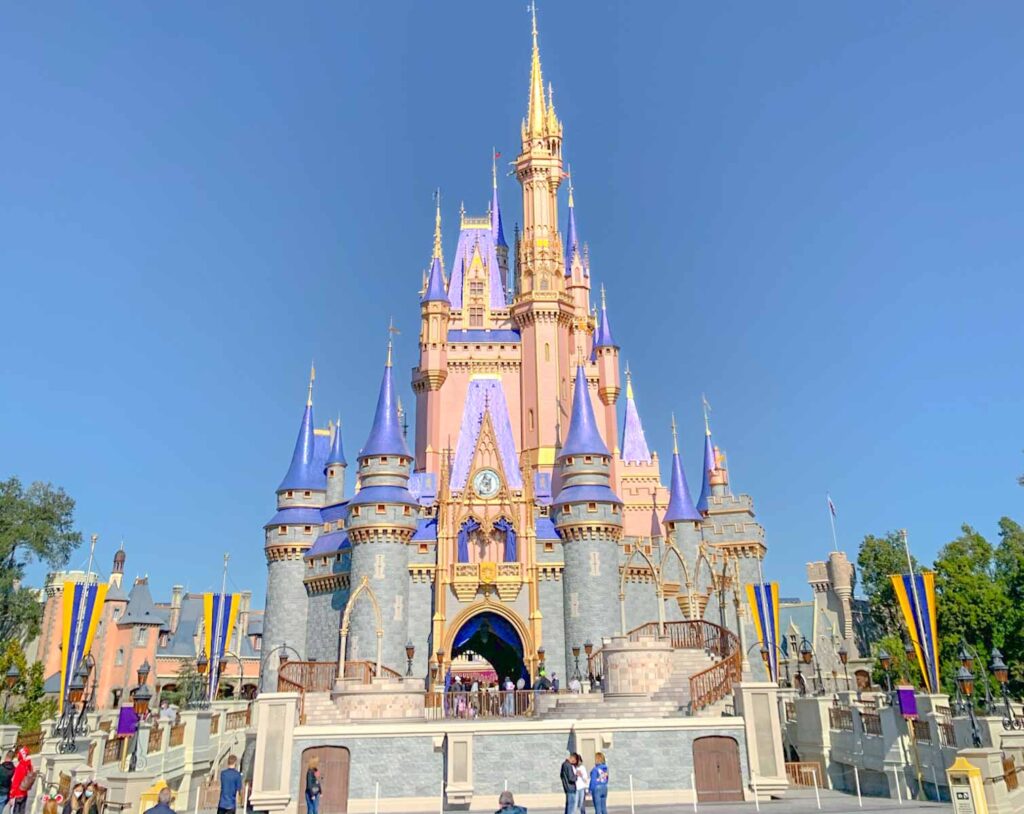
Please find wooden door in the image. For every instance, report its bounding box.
[693,736,743,802]
[300,747,350,814]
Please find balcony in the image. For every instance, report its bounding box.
[451,561,523,601]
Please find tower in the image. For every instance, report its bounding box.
[261,366,324,689]
[554,365,623,675]
[492,155,510,298]
[325,420,347,505]
[343,343,419,671]
[663,416,703,615]
[111,545,125,590]
[510,6,573,471]
[414,197,451,474]
[594,286,621,458]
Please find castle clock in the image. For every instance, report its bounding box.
[472,468,501,499]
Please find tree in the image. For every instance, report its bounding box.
[0,641,57,733]
[0,477,82,643]
[995,517,1024,687]
[160,662,205,709]
[857,531,917,638]
[934,525,1010,695]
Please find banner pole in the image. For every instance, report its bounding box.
[901,530,932,691]
[756,558,775,682]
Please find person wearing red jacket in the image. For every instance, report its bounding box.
[9,748,35,814]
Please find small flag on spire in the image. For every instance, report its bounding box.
[827,494,837,518]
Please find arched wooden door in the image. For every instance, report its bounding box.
[300,746,350,814]
[693,736,743,802]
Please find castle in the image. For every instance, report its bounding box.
[259,7,772,693]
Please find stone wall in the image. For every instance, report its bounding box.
[601,636,673,697]
[263,558,309,689]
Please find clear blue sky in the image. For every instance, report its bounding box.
[3,2,1021,604]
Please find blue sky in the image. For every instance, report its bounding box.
[2,2,1021,603]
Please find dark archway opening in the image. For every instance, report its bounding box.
[451,612,527,684]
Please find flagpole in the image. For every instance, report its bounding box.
[827,494,839,552]
[756,557,776,682]
[66,534,98,709]
[901,529,932,691]
[211,553,229,701]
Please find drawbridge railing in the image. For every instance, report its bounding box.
[277,659,402,722]
[587,619,742,712]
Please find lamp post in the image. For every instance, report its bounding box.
[878,648,894,703]
[752,642,788,687]
[571,645,582,683]
[799,638,824,696]
[990,647,1019,728]
[3,663,19,718]
[186,648,210,710]
[838,643,851,692]
[958,641,995,714]
[537,647,546,670]
[56,665,88,754]
[405,641,415,678]
[584,641,594,688]
[956,666,983,748]
[436,649,445,685]
[129,661,153,771]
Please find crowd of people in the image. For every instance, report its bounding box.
[440,666,604,719]
[495,750,610,814]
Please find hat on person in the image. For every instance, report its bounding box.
[17,747,30,761]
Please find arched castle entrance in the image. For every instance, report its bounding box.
[445,609,529,684]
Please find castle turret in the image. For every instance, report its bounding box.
[696,407,717,515]
[664,416,702,592]
[492,155,509,298]
[620,367,651,464]
[262,366,326,688]
[414,196,451,474]
[325,418,347,505]
[343,343,419,672]
[594,286,621,456]
[564,177,593,352]
[111,545,125,590]
[554,365,623,676]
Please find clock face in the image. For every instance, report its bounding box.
[472,468,501,499]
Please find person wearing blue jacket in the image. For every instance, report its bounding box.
[588,753,609,814]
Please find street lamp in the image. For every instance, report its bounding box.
[405,641,415,678]
[571,645,582,682]
[956,666,983,748]
[877,648,894,702]
[838,643,851,692]
[129,667,153,772]
[799,638,824,696]
[55,668,87,754]
[990,647,1018,727]
[3,663,20,718]
[958,641,994,714]
[584,641,594,687]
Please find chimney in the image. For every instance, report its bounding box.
[170,585,184,632]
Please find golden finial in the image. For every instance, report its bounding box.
[526,0,547,137]
[671,413,679,454]
[567,164,574,207]
[600,283,607,310]
[702,393,712,436]
[307,361,316,406]
[386,318,400,368]
[492,148,498,189]
[432,188,443,263]
[459,200,466,228]
[625,362,634,401]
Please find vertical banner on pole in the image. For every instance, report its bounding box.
[745,581,780,681]
[59,581,108,712]
[890,572,940,693]
[203,591,241,700]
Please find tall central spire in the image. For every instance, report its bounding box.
[526,2,547,139]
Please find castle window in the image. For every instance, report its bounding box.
[323,523,330,532]
[351,507,360,517]
[403,506,411,516]
[286,491,293,498]
[380,457,388,465]
[544,343,550,362]
[469,306,484,327]
[328,468,335,477]
[584,455,593,464]
[321,557,328,567]
[115,649,125,666]
[135,627,148,646]
[544,542,554,553]
[470,281,484,296]
[668,521,675,532]
[307,559,313,569]
[278,526,287,535]
[565,457,574,465]
[644,544,652,555]
[587,502,598,513]
[419,544,428,554]
[376,504,386,514]
[624,544,633,554]
[303,526,312,534]
[528,410,535,431]
[337,520,344,530]
[303,491,311,498]
[612,505,620,514]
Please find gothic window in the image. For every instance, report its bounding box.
[470,281,484,296]
[115,648,125,665]
[469,307,484,327]
[540,274,550,290]
[528,410,535,431]
[374,554,385,579]
[569,591,580,618]
[393,595,404,621]
[135,627,148,646]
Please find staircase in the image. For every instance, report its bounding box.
[300,691,345,725]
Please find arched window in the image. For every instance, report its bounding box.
[544,343,550,362]
[528,410,535,431]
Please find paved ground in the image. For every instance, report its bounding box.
[467,789,950,813]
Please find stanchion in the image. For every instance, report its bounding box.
[691,771,697,811]
[930,765,940,802]
[892,764,903,804]
[854,765,862,807]
[752,775,760,812]
[629,773,635,814]
[374,781,379,814]
[812,768,821,810]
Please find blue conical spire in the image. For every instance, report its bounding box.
[564,177,579,276]
[360,342,411,459]
[665,415,701,522]
[492,153,507,248]
[327,418,347,467]
[594,285,617,349]
[559,365,610,458]
[422,193,449,304]
[695,406,716,514]
[277,365,321,491]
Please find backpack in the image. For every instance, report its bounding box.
[20,769,39,793]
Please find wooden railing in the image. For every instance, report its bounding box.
[103,738,121,765]
[15,730,43,755]
[278,660,339,693]
[226,708,250,731]
[169,723,186,747]
[148,725,163,753]
[786,762,824,787]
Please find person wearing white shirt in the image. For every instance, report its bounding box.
[573,752,588,813]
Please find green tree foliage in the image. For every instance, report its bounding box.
[857,531,917,638]
[159,662,205,709]
[0,641,57,733]
[870,632,923,689]
[0,477,82,643]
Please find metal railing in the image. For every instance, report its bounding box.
[425,690,535,719]
[148,726,163,753]
[785,762,823,788]
[829,706,853,731]
[861,712,883,736]
[938,721,957,747]
[911,719,932,742]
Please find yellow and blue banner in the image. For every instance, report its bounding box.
[59,581,108,712]
[746,581,780,682]
[202,591,240,699]
[891,571,940,693]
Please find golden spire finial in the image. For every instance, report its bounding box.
[702,393,712,436]
[625,362,634,401]
[386,318,400,368]
[307,361,316,406]
[459,200,466,228]
[385,339,393,368]
[526,1,547,138]
[492,148,498,190]
[671,413,679,454]
[567,164,574,207]
[600,283,607,310]
[432,188,443,262]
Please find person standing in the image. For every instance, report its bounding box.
[304,756,321,814]
[143,787,175,814]
[8,748,35,814]
[559,754,577,814]
[218,755,244,814]
[0,751,15,814]
[588,752,609,814]
[573,753,588,813]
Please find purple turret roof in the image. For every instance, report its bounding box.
[422,255,448,303]
[564,191,579,276]
[620,371,652,464]
[594,286,617,349]
[447,214,508,310]
[559,365,610,459]
[359,346,411,459]
[492,171,507,248]
[327,420,347,467]
[450,378,523,491]
[665,450,701,522]
[277,402,321,492]
[696,430,715,514]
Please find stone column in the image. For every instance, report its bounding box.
[249,693,300,814]
[734,681,788,797]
